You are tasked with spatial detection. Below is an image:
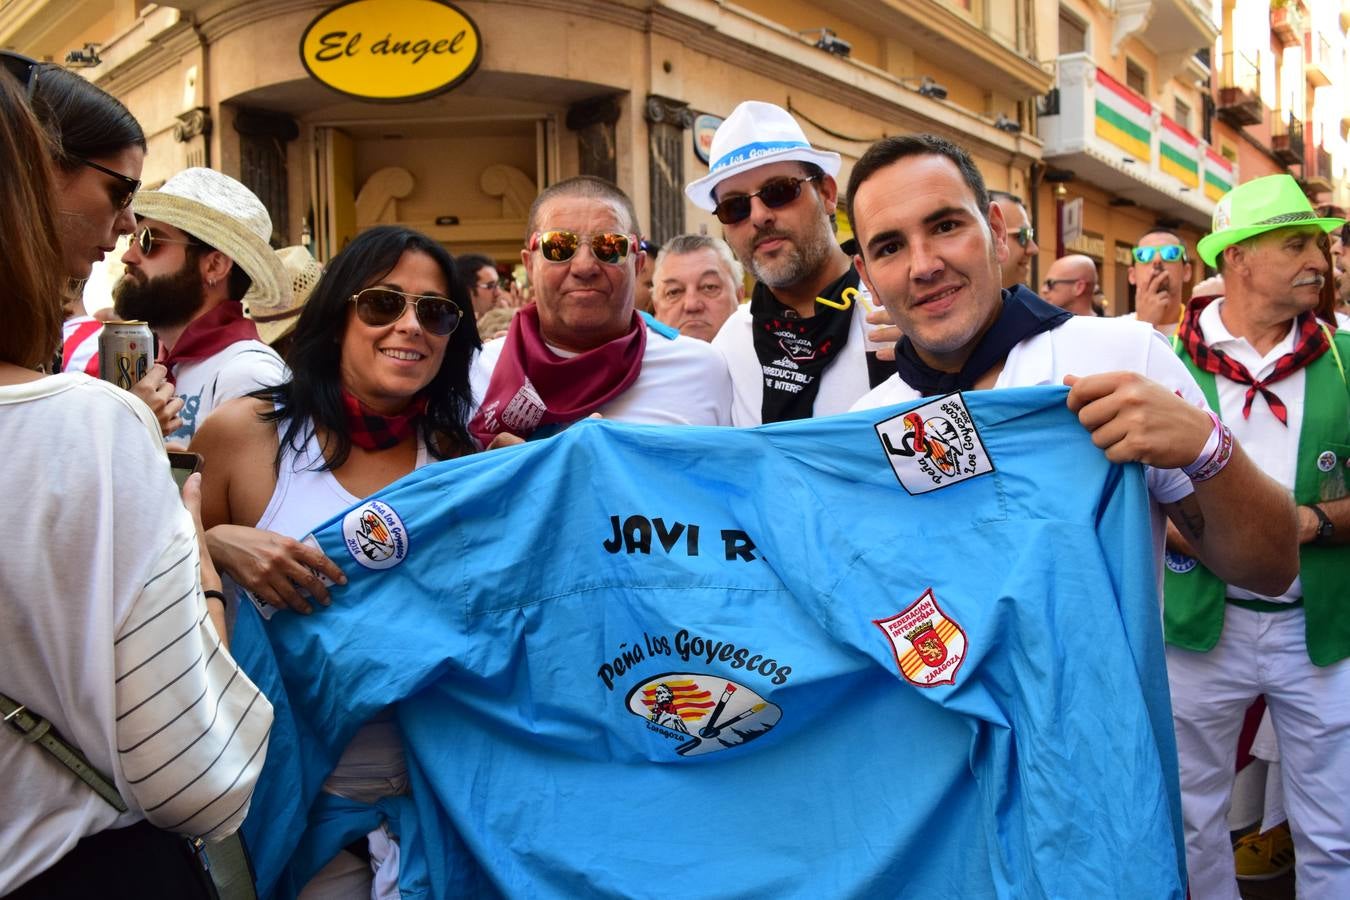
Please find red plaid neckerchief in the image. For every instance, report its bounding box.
[341,389,427,451]
[468,303,646,447]
[1176,295,1331,425]
[159,300,262,376]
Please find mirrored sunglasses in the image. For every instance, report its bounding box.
[532,230,633,265]
[1132,244,1185,264]
[350,287,462,336]
[134,226,196,256]
[712,174,821,225]
[1013,226,1035,248]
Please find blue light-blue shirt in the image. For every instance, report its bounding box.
[234,386,1184,899]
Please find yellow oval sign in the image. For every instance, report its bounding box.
[300,0,482,102]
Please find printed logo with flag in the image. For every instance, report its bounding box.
[625,674,782,758]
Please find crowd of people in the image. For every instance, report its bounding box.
[1,48,1346,900]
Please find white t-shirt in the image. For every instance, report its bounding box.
[471,321,733,427]
[1120,310,1180,338]
[169,340,286,442]
[851,317,1203,576]
[1194,299,1303,603]
[0,374,272,894]
[713,286,882,426]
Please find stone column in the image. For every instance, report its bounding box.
[644,95,693,245]
[173,108,212,170]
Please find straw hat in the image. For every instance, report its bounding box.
[684,101,841,211]
[248,246,322,346]
[132,167,291,309]
[1196,174,1344,267]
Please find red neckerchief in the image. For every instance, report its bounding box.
[341,389,428,451]
[468,303,646,447]
[1176,295,1331,425]
[159,300,261,375]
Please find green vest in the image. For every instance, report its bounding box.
[1165,326,1350,666]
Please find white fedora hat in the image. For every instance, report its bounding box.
[133,167,291,309]
[684,101,841,211]
[247,245,323,346]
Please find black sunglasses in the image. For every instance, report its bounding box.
[712,174,822,225]
[0,50,39,100]
[80,157,142,212]
[351,288,462,336]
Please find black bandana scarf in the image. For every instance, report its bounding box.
[751,267,889,422]
[893,285,1072,396]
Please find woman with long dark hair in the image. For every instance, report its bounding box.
[0,63,272,898]
[0,52,187,429]
[191,224,481,896]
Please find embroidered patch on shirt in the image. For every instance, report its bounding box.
[342,500,409,570]
[874,589,969,688]
[1164,551,1199,574]
[874,393,994,494]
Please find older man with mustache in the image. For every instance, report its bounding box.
[1163,174,1350,899]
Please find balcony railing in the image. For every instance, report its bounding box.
[1039,54,1236,220]
[1271,3,1304,48]
[1271,111,1304,166]
[1306,32,1333,87]
[1216,52,1262,126]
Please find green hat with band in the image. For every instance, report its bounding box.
[1197,174,1344,267]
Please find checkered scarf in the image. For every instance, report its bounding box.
[341,389,427,451]
[1176,295,1331,425]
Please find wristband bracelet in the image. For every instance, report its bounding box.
[203,589,227,604]
[1181,411,1233,483]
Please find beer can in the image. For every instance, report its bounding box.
[98,321,154,390]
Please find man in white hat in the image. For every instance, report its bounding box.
[114,167,289,442]
[686,101,889,425]
[1161,173,1350,899]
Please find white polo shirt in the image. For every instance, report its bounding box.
[1196,299,1303,602]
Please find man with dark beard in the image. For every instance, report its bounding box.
[686,102,890,425]
[115,168,288,442]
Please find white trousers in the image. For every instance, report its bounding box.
[1167,606,1350,900]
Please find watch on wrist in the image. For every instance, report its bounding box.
[1309,504,1334,545]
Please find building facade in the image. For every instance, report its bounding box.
[4,0,1344,310]
[0,0,1048,273]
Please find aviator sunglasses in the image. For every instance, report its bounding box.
[1131,244,1186,264]
[1012,226,1035,248]
[133,226,197,256]
[350,288,463,336]
[531,230,634,265]
[712,174,822,225]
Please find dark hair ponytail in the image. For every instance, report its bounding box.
[30,64,145,166]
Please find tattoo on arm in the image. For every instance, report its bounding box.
[1164,495,1206,545]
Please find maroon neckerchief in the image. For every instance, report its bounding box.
[468,303,646,447]
[1176,295,1331,425]
[159,300,262,376]
[341,389,427,451]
